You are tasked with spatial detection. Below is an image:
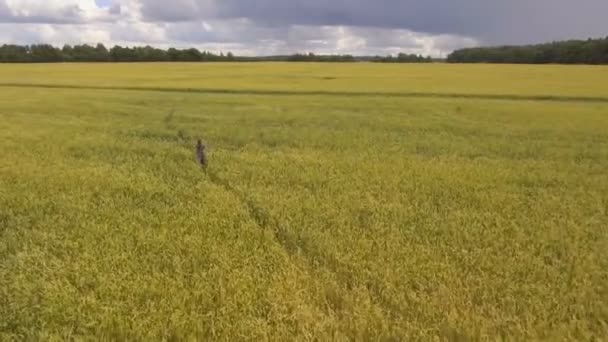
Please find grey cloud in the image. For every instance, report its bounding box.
[0,0,123,24]
[167,19,283,44]
[0,1,83,24]
[109,4,122,15]
[0,3,11,23]
[141,0,215,21]
[3,0,604,57]
[139,0,608,44]
[141,0,200,21]
[163,20,477,56]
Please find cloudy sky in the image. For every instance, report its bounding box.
[0,0,606,56]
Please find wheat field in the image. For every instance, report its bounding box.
[1,63,607,340]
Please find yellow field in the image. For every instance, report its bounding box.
[2,62,608,98]
[0,63,607,340]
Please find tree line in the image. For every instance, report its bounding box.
[281,52,431,63]
[0,43,434,63]
[0,44,236,63]
[4,38,607,64]
[369,53,432,63]
[447,37,608,64]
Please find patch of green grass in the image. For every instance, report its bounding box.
[1,64,607,340]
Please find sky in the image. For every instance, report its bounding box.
[0,0,606,57]
[94,0,111,7]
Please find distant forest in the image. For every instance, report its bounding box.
[448,37,608,64]
[3,37,607,64]
[0,43,431,63]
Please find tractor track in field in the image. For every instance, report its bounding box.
[3,82,608,104]
[204,167,409,320]
[162,108,409,319]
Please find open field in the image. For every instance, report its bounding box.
[1,63,607,340]
[2,63,608,99]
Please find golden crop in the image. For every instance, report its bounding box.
[1,63,607,340]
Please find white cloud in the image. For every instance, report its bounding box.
[1,0,118,23]
[0,0,482,56]
[0,22,110,45]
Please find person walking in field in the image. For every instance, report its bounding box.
[196,139,207,169]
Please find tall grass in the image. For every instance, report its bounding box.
[1,64,607,340]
